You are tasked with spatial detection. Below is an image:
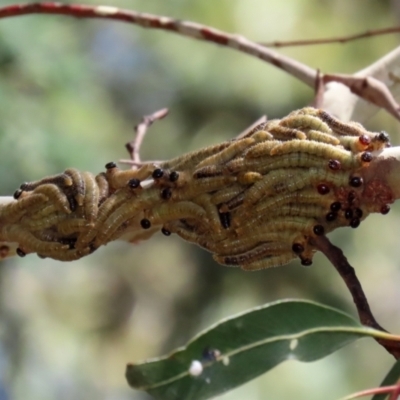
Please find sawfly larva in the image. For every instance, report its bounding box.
[64,168,85,206]
[210,184,245,205]
[57,218,94,236]
[241,252,296,271]
[270,139,356,168]
[95,172,109,205]
[213,241,290,266]
[0,225,69,254]
[280,114,331,134]
[161,142,231,171]
[171,176,236,200]
[305,129,340,145]
[195,137,255,169]
[32,183,71,214]
[0,194,49,223]
[20,173,73,191]
[243,140,282,158]
[147,201,206,225]
[82,172,99,222]
[267,124,307,140]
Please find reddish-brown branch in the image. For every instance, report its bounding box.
[262,26,400,48]
[311,235,400,359]
[125,108,168,165]
[0,2,316,87]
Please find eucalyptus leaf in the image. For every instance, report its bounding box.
[126,299,381,400]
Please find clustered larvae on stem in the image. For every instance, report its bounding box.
[0,107,393,269]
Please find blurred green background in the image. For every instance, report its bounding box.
[0,0,400,399]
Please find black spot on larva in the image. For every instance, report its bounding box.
[161,188,172,200]
[330,202,341,212]
[140,219,151,229]
[13,189,22,199]
[325,212,337,222]
[292,243,304,254]
[361,152,373,163]
[328,159,341,171]
[344,209,353,219]
[313,225,324,236]
[350,218,360,228]
[354,208,363,218]
[161,228,171,236]
[16,248,26,257]
[380,205,390,215]
[218,211,231,229]
[105,161,117,169]
[301,258,313,267]
[128,178,141,189]
[349,176,363,188]
[169,171,180,182]
[152,168,164,179]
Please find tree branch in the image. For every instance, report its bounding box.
[262,26,400,48]
[0,3,317,87]
[311,235,400,359]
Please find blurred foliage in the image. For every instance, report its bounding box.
[0,1,400,399]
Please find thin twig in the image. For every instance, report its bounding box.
[0,3,317,87]
[311,235,400,359]
[125,108,168,164]
[339,384,400,400]
[262,26,400,48]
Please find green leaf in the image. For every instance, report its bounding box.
[372,359,400,400]
[126,299,383,400]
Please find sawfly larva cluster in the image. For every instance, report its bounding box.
[0,108,391,268]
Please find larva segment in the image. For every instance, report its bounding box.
[243,168,312,206]
[243,140,282,158]
[171,176,236,200]
[192,194,221,232]
[210,184,245,205]
[305,130,340,145]
[21,212,65,231]
[195,137,255,169]
[57,218,94,236]
[237,172,263,185]
[29,204,58,220]
[255,152,328,174]
[106,168,141,190]
[241,252,296,271]
[236,216,314,236]
[193,165,224,179]
[317,110,366,136]
[93,201,145,247]
[280,114,331,134]
[0,225,69,254]
[147,201,206,225]
[64,168,85,206]
[82,172,99,222]
[267,124,307,140]
[219,192,245,212]
[76,189,134,249]
[0,194,49,223]
[214,241,290,266]
[270,140,357,169]
[250,130,274,141]
[95,172,109,205]
[161,142,231,171]
[19,173,73,191]
[39,247,92,262]
[208,232,289,256]
[32,184,71,214]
